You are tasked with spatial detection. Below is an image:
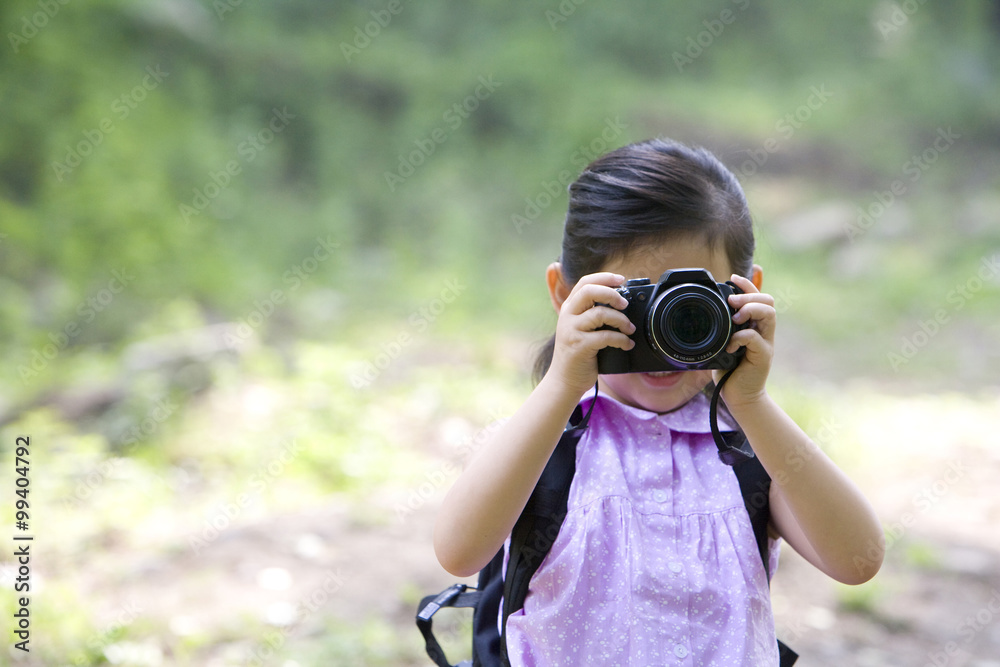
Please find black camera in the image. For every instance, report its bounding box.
[597,268,748,374]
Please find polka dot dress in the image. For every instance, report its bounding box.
[504,391,781,666]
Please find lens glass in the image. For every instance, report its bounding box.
[666,301,715,348]
[647,283,732,366]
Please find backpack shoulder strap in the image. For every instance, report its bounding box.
[732,454,799,666]
[470,549,504,664]
[498,398,592,663]
[732,454,772,579]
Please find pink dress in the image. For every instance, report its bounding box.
[504,391,781,666]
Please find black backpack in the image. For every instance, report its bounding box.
[417,394,798,666]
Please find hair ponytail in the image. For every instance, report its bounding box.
[532,335,556,386]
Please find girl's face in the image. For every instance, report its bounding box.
[597,236,736,414]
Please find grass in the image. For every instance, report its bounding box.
[0,325,527,665]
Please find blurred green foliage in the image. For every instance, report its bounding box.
[1,0,998,386]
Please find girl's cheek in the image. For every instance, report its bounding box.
[688,370,712,386]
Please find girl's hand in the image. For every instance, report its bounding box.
[548,272,636,397]
[713,274,776,411]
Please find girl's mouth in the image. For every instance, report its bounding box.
[640,371,683,387]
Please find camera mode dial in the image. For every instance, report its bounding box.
[618,278,650,302]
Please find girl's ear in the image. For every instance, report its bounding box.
[546,262,571,313]
[750,264,763,290]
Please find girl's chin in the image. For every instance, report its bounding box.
[601,370,708,413]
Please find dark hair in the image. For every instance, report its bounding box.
[533,137,755,384]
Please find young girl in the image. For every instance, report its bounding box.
[434,138,884,665]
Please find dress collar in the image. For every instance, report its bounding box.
[579,388,737,434]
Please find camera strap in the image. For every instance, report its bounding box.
[709,366,755,465]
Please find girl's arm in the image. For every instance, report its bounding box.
[433,374,580,577]
[433,271,635,577]
[719,274,885,585]
[732,395,884,584]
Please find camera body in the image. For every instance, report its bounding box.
[597,268,748,374]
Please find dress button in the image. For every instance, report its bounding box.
[674,644,688,658]
[669,562,683,574]
[653,489,667,503]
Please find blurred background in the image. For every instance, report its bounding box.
[1,0,999,664]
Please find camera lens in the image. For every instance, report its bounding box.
[664,300,717,348]
[647,284,731,366]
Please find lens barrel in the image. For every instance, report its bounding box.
[647,284,732,365]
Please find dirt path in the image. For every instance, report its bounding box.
[9,371,1000,666]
